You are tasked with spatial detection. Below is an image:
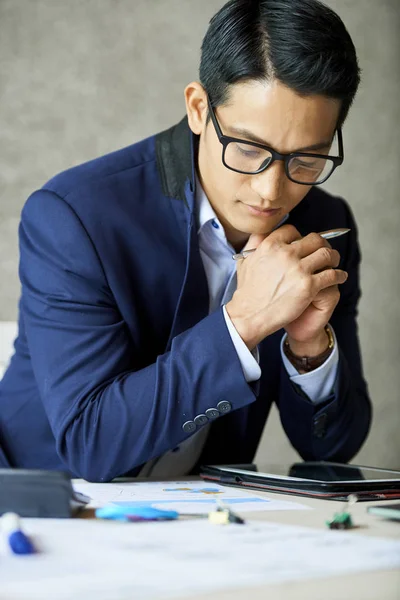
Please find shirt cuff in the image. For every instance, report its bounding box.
[222,305,261,382]
[280,327,339,404]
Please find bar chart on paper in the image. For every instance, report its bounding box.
[73,480,310,513]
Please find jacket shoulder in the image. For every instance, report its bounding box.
[42,134,157,199]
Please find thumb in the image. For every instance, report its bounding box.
[242,233,267,253]
[236,233,267,278]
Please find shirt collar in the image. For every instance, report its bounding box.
[195,174,219,233]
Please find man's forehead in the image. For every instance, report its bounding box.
[220,80,340,152]
[227,123,333,153]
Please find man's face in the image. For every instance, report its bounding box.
[187,80,341,249]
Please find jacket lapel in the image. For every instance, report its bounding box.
[156,118,209,349]
[165,209,209,349]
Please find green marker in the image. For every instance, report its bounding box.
[326,494,357,530]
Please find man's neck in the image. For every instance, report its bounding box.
[217,216,249,253]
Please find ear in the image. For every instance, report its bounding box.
[184,82,208,135]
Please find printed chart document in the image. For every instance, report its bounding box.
[73,479,310,513]
[1,519,399,600]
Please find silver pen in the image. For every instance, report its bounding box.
[232,228,351,261]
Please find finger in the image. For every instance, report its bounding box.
[265,224,302,245]
[301,247,340,274]
[237,233,267,266]
[313,268,348,291]
[242,233,267,253]
[292,231,331,259]
[312,285,340,306]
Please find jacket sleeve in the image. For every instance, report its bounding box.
[19,190,257,481]
[276,201,372,462]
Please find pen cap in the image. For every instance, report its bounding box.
[1,512,21,535]
[1,512,35,555]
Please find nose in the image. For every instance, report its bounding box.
[250,160,285,204]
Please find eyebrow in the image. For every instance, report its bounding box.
[228,126,333,153]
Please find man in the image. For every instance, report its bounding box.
[0,0,371,481]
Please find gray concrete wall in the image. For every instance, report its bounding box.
[0,0,399,468]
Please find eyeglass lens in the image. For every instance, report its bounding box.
[224,141,335,184]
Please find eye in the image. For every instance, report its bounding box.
[292,158,319,168]
[235,144,262,158]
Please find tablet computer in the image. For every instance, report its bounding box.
[200,462,400,501]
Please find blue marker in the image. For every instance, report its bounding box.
[96,505,179,522]
[2,513,35,555]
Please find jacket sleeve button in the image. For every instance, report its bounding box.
[216,401,232,414]
[194,414,209,426]
[182,420,197,433]
[205,408,220,420]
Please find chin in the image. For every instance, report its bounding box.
[235,217,281,236]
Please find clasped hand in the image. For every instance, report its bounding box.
[226,224,347,353]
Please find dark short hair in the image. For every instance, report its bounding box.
[199,0,361,127]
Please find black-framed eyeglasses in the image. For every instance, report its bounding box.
[207,95,344,186]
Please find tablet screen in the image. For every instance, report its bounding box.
[287,462,399,482]
[209,462,400,484]
[268,462,400,483]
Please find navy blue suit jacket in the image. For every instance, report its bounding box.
[0,118,372,481]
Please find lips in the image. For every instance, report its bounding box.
[244,203,282,217]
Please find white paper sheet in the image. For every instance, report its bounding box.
[1,518,399,600]
[73,479,310,513]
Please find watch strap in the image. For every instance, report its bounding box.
[283,325,334,372]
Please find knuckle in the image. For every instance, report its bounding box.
[332,249,341,267]
[283,243,296,258]
[299,273,313,294]
[329,268,338,282]
[308,232,324,247]
[285,224,300,237]
[321,267,335,285]
[318,247,332,263]
[263,237,277,253]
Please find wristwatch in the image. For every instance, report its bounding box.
[283,325,334,372]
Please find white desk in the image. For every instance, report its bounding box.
[187,490,400,600]
[1,479,399,600]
